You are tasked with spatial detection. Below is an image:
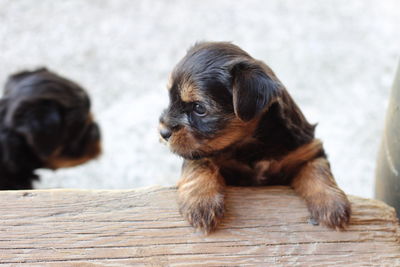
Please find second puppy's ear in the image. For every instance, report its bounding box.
[5,99,63,159]
[4,68,48,95]
[230,59,279,121]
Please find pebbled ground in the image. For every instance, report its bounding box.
[0,0,399,197]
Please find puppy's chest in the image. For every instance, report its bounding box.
[212,140,291,186]
[215,155,289,186]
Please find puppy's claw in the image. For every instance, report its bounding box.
[179,196,224,234]
[308,217,319,226]
[308,196,351,230]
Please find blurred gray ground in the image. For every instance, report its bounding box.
[0,0,399,198]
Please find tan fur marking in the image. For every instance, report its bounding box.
[246,139,324,181]
[168,116,259,159]
[204,116,259,152]
[168,127,199,157]
[87,113,94,123]
[46,140,101,169]
[269,139,323,174]
[180,80,199,102]
[178,159,225,233]
[47,155,94,169]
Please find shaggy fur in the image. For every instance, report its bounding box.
[159,42,351,233]
[0,68,101,190]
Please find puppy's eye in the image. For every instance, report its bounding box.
[193,103,207,116]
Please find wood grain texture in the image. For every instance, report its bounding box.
[0,186,399,266]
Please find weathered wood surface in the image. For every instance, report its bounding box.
[0,186,399,266]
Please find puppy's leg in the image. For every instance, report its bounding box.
[291,157,351,229]
[178,159,225,233]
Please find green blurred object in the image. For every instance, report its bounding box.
[375,61,400,218]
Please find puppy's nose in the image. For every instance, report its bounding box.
[160,127,172,141]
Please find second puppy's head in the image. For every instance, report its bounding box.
[3,68,101,169]
[159,42,281,159]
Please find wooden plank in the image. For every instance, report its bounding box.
[0,186,399,266]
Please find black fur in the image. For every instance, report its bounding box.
[0,68,101,190]
[159,42,351,232]
[161,42,316,165]
[160,42,322,183]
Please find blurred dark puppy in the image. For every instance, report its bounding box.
[0,68,101,190]
[159,42,351,233]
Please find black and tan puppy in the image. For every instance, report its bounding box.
[159,42,351,233]
[0,68,101,190]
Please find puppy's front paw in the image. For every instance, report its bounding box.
[179,193,224,234]
[308,193,351,230]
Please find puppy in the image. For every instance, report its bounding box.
[159,42,351,233]
[0,68,101,190]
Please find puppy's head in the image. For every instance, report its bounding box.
[3,68,101,169]
[159,42,281,159]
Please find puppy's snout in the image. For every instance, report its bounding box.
[160,126,172,141]
[159,110,181,141]
[88,122,101,141]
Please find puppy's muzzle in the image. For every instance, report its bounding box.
[159,111,181,142]
[159,122,179,141]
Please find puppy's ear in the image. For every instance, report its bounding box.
[5,99,63,159]
[4,68,48,95]
[230,59,279,121]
